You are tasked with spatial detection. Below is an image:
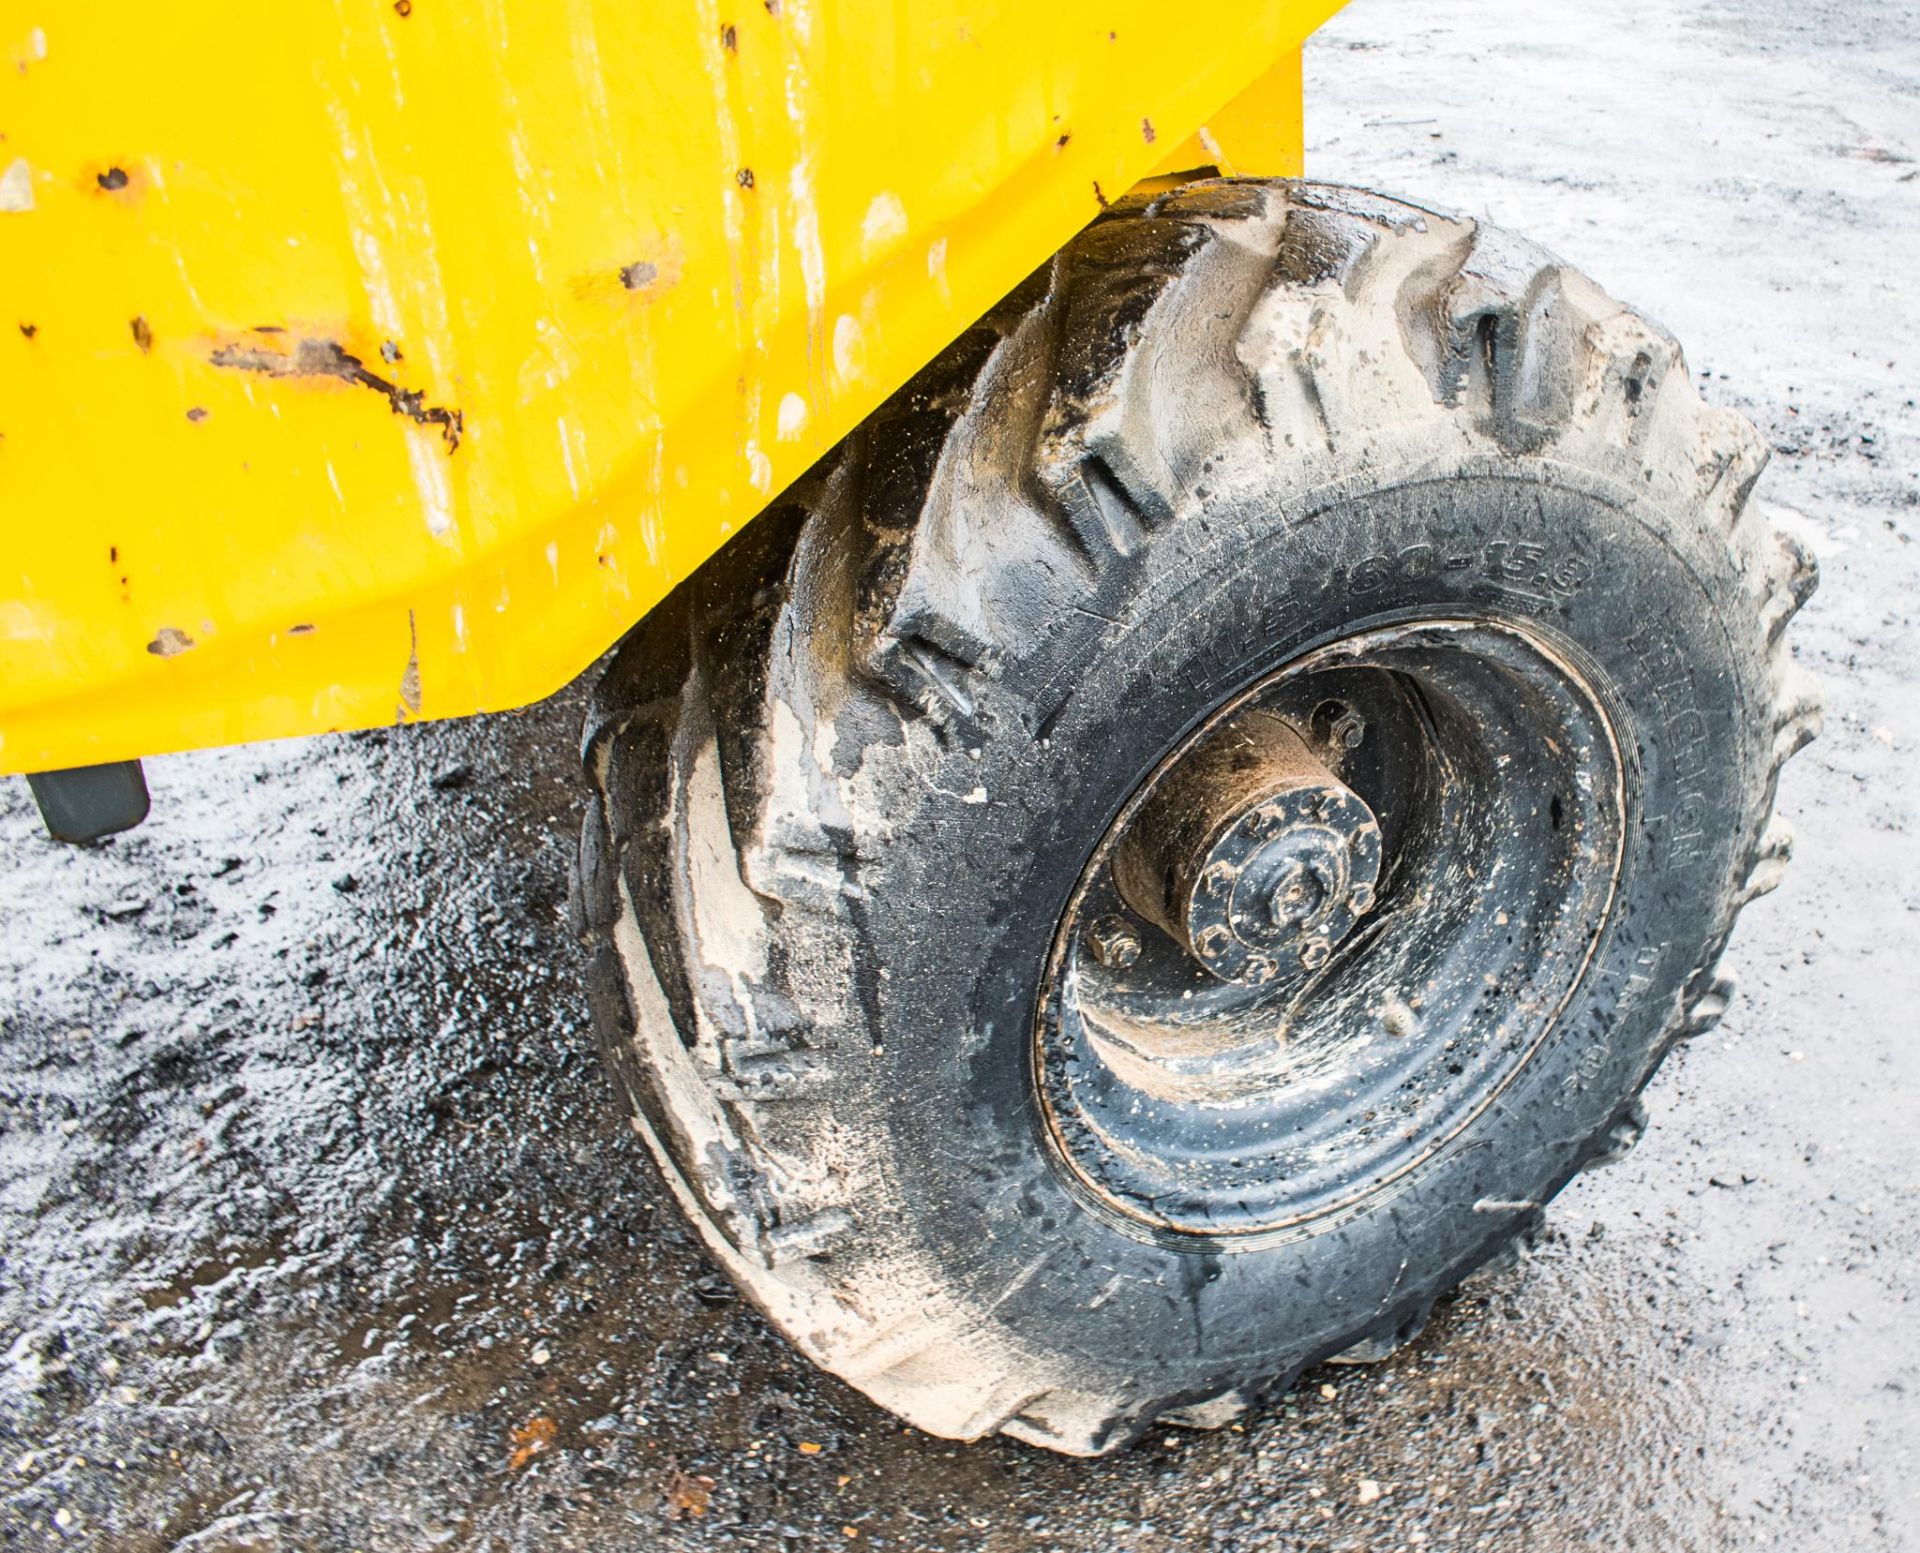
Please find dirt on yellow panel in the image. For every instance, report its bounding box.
[0,1,1342,775]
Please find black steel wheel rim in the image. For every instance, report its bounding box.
[1034,616,1628,1245]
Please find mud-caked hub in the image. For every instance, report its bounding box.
[1113,712,1381,984]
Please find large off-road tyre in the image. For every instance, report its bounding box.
[574,181,1819,1454]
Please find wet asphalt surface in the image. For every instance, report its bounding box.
[4,0,1918,1547]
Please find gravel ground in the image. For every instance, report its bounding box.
[4,0,1916,1547]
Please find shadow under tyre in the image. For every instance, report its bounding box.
[575,181,1820,1453]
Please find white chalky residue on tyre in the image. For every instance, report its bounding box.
[683,734,768,988]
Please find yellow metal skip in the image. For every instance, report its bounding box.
[0,3,1341,775]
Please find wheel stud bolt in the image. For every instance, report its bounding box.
[1301,938,1331,971]
[1086,915,1142,969]
[1315,702,1368,752]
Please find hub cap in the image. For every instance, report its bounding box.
[1034,618,1627,1244]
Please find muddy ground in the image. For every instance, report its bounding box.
[4,0,1917,1547]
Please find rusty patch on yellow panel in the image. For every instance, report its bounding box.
[88,163,137,197]
[573,240,685,306]
[208,337,464,453]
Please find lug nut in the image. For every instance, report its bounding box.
[1313,701,1367,752]
[1199,860,1237,898]
[1240,807,1279,839]
[1086,915,1141,969]
[1300,938,1331,970]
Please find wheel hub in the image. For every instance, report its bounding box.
[1112,713,1381,985]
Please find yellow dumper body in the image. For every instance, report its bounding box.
[0,1,1342,775]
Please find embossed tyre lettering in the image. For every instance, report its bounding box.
[575,181,1819,1453]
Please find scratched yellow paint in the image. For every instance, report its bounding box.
[0,1,1343,774]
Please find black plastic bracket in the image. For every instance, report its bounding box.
[26,761,151,843]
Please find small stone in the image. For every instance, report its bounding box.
[1356,1479,1383,1506]
[692,1274,736,1307]
[1381,999,1418,1038]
